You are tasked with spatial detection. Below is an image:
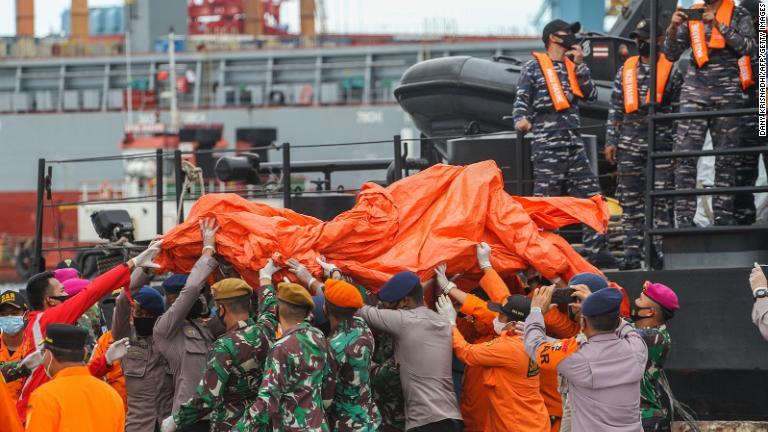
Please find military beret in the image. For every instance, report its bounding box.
[0,290,29,310]
[44,324,88,350]
[53,268,79,284]
[134,286,165,316]
[378,271,420,302]
[569,272,608,293]
[581,288,623,317]
[162,274,189,294]
[62,278,89,296]
[211,278,253,301]
[324,279,364,309]
[643,281,679,313]
[277,283,314,309]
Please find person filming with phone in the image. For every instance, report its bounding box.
[512,19,615,269]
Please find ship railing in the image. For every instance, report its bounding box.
[643,0,767,269]
[32,135,430,272]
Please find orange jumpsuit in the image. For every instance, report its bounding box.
[453,327,550,432]
[0,376,22,432]
[87,330,127,408]
[0,336,24,401]
[25,366,125,432]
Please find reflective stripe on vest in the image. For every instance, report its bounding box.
[622,54,675,114]
[532,52,584,112]
[688,0,754,90]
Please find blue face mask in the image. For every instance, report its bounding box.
[0,316,25,335]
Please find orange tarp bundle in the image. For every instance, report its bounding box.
[157,160,609,290]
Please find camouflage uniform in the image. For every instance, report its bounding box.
[173,283,278,432]
[734,54,762,225]
[663,6,757,226]
[326,316,382,432]
[237,320,334,432]
[513,56,610,258]
[606,60,683,267]
[635,325,672,431]
[370,331,405,431]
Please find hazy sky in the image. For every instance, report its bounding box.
[0,0,547,37]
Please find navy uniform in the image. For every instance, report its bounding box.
[606,19,683,269]
[733,0,762,225]
[663,0,757,226]
[513,19,612,266]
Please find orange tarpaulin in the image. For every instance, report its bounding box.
[157,161,609,290]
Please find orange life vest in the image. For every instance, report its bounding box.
[688,0,754,90]
[532,52,584,112]
[622,54,675,114]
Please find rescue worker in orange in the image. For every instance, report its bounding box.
[436,289,549,432]
[25,324,125,432]
[87,330,130,408]
[0,375,22,432]
[0,291,29,401]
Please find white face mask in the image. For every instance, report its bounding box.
[42,350,54,378]
[492,316,507,335]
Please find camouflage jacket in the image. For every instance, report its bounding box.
[664,5,756,75]
[326,316,381,432]
[606,60,684,149]
[512,56,598,139]
[635,324,671,419]
[370,331,405,431]
[237,320,334,432]
[174,283,278,432]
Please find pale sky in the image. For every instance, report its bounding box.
[0,0,547,37]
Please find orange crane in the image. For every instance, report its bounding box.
[242,0,322,37]
[15,0,89,39]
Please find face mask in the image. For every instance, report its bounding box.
[133,316,158,337]
[492,316,507,335]
[703,0,716,4]
[629,303,654,322]
[556,33,580,50]
[0,316,25,335]
[49,295,70,304]
[637,40,651,56]
[186,296,210,320]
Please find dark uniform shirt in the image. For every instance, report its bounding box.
[174,283,278,431]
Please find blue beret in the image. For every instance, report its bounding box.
[581,288,623,317]
[569,272,608,293]
[134,286,166,316]
[378,271,420,302]
[162,274,189,294]
[311,295,328,326]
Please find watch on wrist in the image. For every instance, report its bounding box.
[754,288,768,300]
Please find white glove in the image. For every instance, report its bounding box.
[286,259,315,287]
[199,218,220,254]
[160,415,177,432]
[476,242,492,270]
[436,295,457,325]
[131,240,163,269]
[434,263,456,295]
[20,351,43,371]
[259,258,282,281]
[105,337,130,363]
[316,256,341,279]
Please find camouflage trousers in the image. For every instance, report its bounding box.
[673,79,745,226]
[531,132,609,256]
[615,134,673,265]
[733,111,764,225]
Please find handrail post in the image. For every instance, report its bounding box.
[282,143,292,209]
[644,0,659,270]
[393,135,403,182]
[516,131,525,196]
[156,149,164,235]
[174,149,184,224]
[33,158,46,273]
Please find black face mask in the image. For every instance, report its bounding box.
[186,296,210,320]
[637,40,651,56]
[556,33,580,50]
[703,0,716,4]
[629,303,654,322]
[133,316,158,337]
[49,295,71,304]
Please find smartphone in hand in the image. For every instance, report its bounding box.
[680,8,704,21]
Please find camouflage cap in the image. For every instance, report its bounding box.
[277,282,314,309]
[211,278,253,300]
